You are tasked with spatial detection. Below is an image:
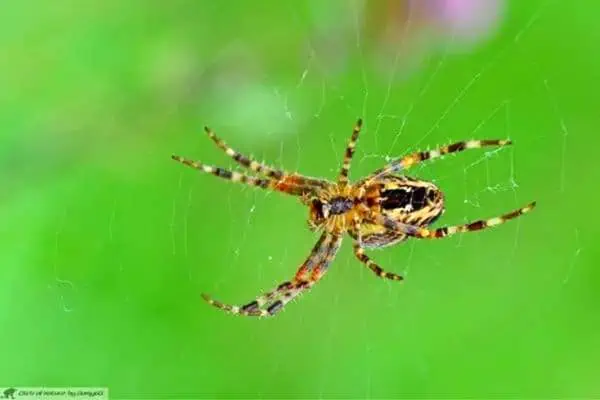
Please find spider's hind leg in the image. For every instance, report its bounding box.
[415,201,537,238]
[379,201,537,239]
[201,233,342,317]
[353,242,404,281]
[351,216,403,281]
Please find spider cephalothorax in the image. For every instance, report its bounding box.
[306,186,359,231]
[172,119,536,317]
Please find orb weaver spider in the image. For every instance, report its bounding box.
[172,119,536,317]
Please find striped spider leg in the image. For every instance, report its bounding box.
[172,126,330,197]
[203,126,329,190]
[202,232,343,317]
[365,139,512,185]
[338,118,363,186]
[374,201,537,240]
[351,215,404,281]
[202,232,329,317]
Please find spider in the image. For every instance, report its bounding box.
[172,119,536,317]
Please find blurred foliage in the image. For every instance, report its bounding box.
[1,0,598,398]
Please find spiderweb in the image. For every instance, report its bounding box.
[40,0,589,397]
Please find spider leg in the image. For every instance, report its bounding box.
[172,155,316,196]
[268,235,343,316]
[337,118,363,186]
[377,201,536,239]
[292,231,330,280]
[225,232,329,312]
[205,126,285,180]
[353,242,404,281]
[366,139,511,183]
[202,232,342,317]
[204,126,329,188]
[351,215,403,281]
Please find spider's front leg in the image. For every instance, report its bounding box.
[204,126,285,180]
[203,126,330,189]
[202,233,342,317]
[171,155,323,197]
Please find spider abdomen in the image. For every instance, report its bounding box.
[348,175,445,248]
[380,184,444,226]
[381,186,434,210]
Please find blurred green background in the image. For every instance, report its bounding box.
[1,0,598,398]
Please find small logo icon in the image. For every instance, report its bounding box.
[1,388,16,399]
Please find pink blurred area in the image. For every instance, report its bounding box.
[307,0,506,80]
[364,0,505,49]
[430,0,505,44]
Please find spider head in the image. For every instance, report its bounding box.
[307,198,331,230]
